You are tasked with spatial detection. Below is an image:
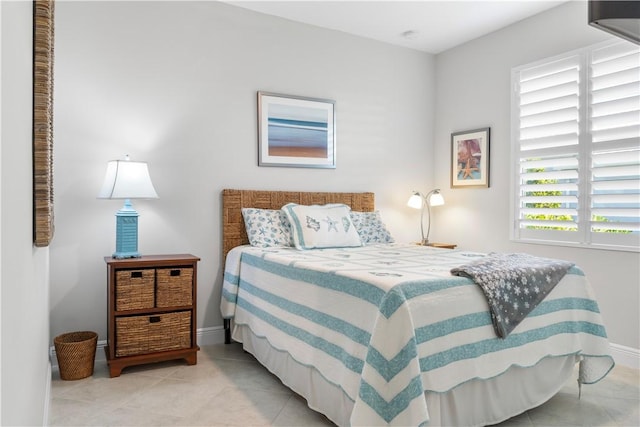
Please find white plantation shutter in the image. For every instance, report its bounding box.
[514,55,581,238]
[512,40,640,250]
[589,42,640,246]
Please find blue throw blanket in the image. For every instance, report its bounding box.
[451,252,574,338]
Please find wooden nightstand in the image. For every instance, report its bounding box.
[422,242,457,249]
[104,254,200,377]
[416,242,458,249]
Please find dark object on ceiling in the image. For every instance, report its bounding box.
[589,0,640,45]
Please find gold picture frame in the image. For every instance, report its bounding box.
[33,0,55,246]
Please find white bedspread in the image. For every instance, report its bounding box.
[220,244,614,426]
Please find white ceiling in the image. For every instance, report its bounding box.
[227,0,568,54]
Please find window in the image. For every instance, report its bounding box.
[512,40,640,251]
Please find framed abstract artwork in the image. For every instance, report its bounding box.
[258,92,336,168]
[451,127,490,188]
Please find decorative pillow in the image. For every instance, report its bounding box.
[281,203,362,250]
[350,211,395,245]
[241,208,292,248]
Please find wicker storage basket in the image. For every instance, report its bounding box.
[115,269,155,311]
[54,331,98,380]
[156,267,193,307]
[115,311,191,357]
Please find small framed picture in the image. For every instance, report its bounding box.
[258,92,336,168]
[451,127,490,188]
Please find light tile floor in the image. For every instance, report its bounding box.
[50,343,639,426]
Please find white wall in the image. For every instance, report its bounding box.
[51,0,638,368]
[1,1,51,425]
[51,2,435,342]
[433,1,640,351]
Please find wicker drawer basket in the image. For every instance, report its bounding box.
[115,311,191,357]
[115,269,155,311]
[156,267,193,307]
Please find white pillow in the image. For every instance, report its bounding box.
[241,208,292,248]
[350,211,395,245]
[281,203,362,250]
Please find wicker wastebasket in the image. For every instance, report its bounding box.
[54,331,98,380]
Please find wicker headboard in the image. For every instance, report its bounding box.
[222,189,375,259]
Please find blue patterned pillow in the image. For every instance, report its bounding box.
[281,203,362,250]
[241,208,293,247]
[350,211,395,245]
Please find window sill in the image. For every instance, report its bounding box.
[511,237,639,253]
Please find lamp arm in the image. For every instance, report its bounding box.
[423,189,440,245]
[411,190,441,246]
[425,201,432,245]
[420,202,426,244]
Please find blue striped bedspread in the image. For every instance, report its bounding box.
[220,243,614,426]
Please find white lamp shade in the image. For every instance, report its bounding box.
[407,193,423,209]
[429,192,445,207]
[98,159,158,199]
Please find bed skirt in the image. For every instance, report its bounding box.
[233,324,578,426]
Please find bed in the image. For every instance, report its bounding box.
[220,189,614,426]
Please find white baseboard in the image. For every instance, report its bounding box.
[610,343,640,369]
[43,361,51,426]
[197,325,226,346]
[50,326,226,369]
[50,329,639,370]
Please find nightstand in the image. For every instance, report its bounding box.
[104,254,200,377]
[420,242,457,249]
[415,242,458,249]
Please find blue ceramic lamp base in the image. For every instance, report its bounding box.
[113,199,141,259]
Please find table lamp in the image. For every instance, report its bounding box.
[408,189,445,245]
[98,155,158,258]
